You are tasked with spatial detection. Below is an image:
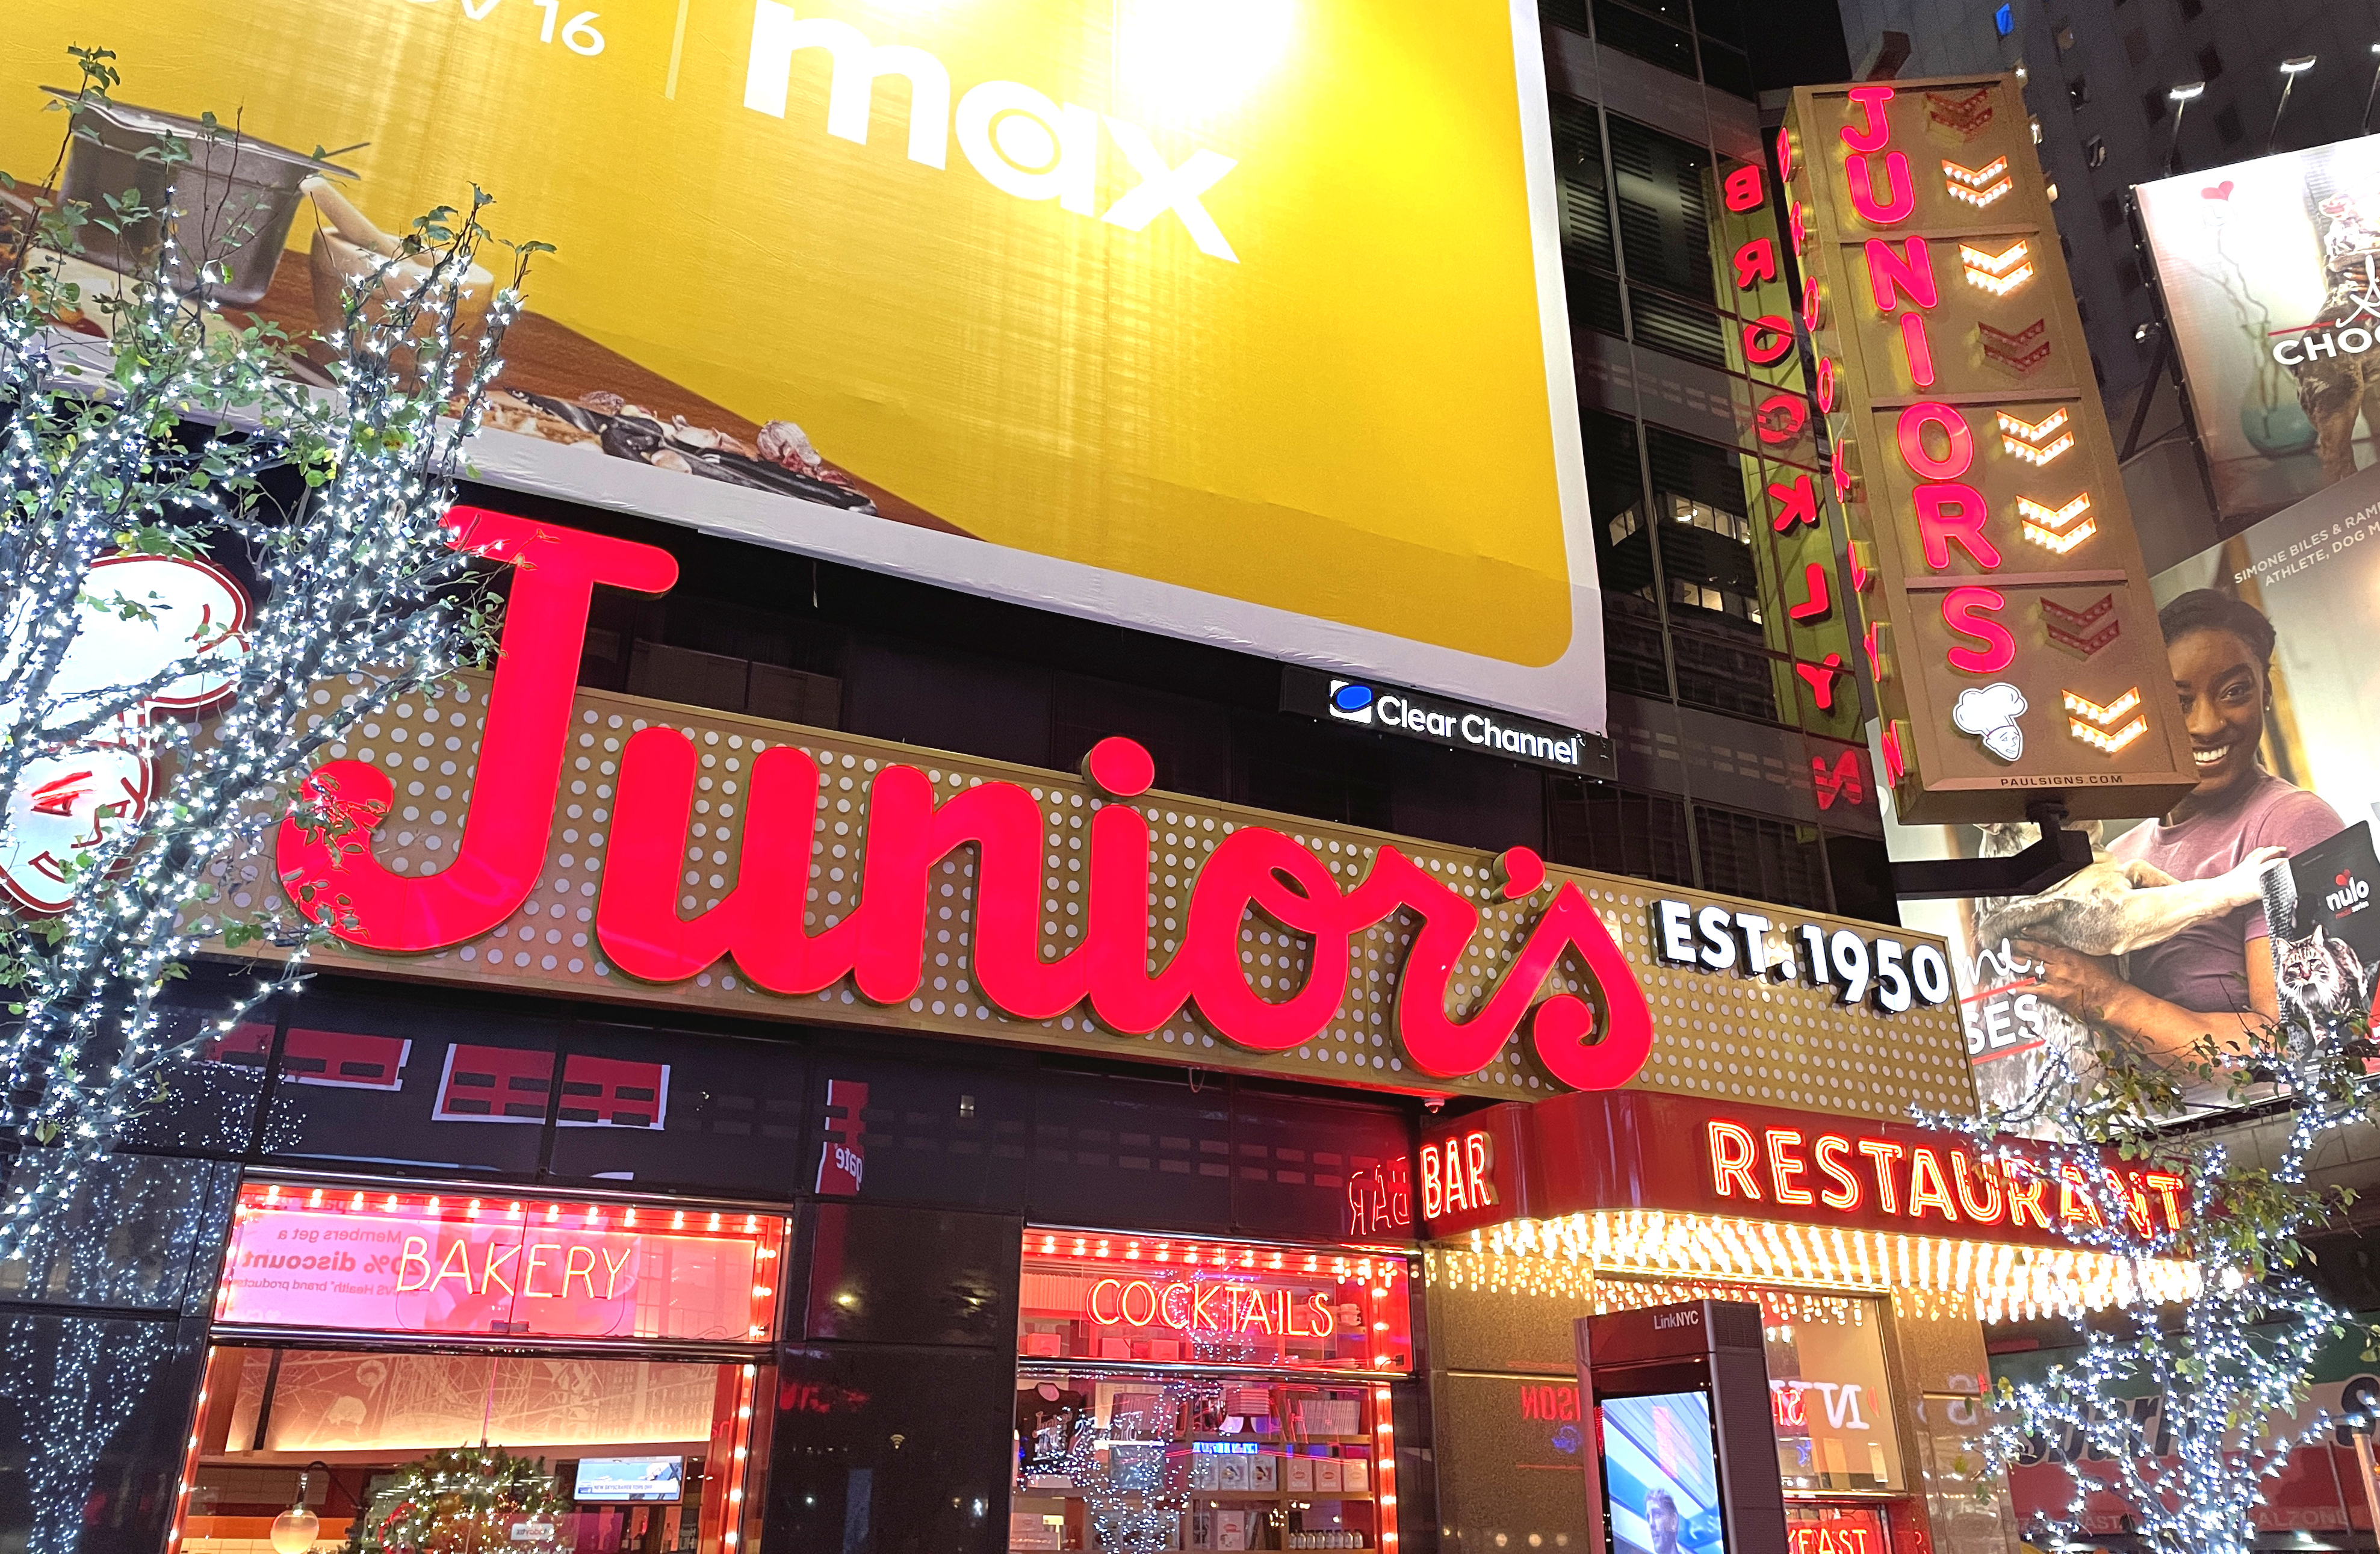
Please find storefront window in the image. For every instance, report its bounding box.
[1591,1278,1905,1494]
[1015,1233,1410,1551]
[173,1184,782,1554]
[1786,1502,1891,1554]
[181,1348,766,1554]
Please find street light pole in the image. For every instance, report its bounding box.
[2363,42,2380,134]
[2168,81,2206,173]
[2270,54,2318,153]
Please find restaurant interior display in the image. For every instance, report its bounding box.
[167,1184,781,1554]
[1011,1232,1408,1552]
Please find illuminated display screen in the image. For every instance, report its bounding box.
[1601,1390,1727,1554]
[574,1457,685,1503]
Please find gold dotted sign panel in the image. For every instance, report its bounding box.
[209,676,1976,1116]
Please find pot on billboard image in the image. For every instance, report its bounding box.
[2136,137,2380,527]
[1889,458,2380,1115]
[0,0,1608,735]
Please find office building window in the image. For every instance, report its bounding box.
[2214,102,2243,143]
[1693,805,1830,913]
[1593,0,1698,78]
[1548,781,1694,886]
[1993,3,2015,35]
[2196,43,2224,79]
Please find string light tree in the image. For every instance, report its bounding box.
[1924,995,2380,1554]
[0,47,544,1554]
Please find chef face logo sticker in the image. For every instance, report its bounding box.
[1953,681,2028,762]
[0,556,252,913]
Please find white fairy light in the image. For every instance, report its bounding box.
[0,63,547,1554]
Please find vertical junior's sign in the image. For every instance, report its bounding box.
[1780,78,2193,823]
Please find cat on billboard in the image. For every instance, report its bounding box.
[2136,137,2380,530]
[1888,462,2380,1115]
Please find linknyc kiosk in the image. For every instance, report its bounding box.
[1574,1301,1789,1554]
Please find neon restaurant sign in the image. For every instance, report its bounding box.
[1777,77,2192,823]
[247,509,1973,1104]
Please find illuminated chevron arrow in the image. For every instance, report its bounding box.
[1998,407,2074,465]
[1980,318,2052,374]
[2018,492,2095,553]
[1927,88,1996,139]
[2041,592,2120,655]
[1943,155,2013,207]
[1960,240,2034,295]
[2065,686,2147,752]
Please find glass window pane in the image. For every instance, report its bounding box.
[1548,781,1694,887]
[1552,96,1619,277]
[1693,803,1830,911]
[1694,0,1748,51]
[1029,1073,1233,1233]
[262,996,561,1176]
[546,1024,807,1196]
[0,1153,234,1311]
[1628,285,1730,368]
[1700,42,1755,99]
[1594,0,1700,79]
[1607,116,1718,305]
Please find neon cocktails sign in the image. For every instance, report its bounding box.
[276,509,1656,1090]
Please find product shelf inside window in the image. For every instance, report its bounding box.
[1012,1375,1384,1552]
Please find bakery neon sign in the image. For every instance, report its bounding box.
[277,510,1656,1090]
[215,1183,784,1343]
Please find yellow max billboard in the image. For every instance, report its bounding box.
[1,0,1606,730]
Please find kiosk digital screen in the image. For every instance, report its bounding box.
[573,1456,684,1503]
[1599,1391,1727,1554]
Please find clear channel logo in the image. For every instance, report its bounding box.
[1327,680,1377,725]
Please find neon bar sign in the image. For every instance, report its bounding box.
[1418,1129,1496,1221]
[277,510,1658,1089]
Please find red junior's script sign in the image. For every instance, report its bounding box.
[276,510,1655,1090]
[217,1183,784,1343]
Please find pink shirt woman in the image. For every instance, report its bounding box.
[2021,590,2343,1067]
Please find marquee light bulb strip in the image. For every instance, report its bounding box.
[1998,407,2075,465]
[1464,1209,2198,1323]
[2018,492,2095,553]
[2065,687,2148,753]
[1942,156,2013,206]
[1959,239,2034,294]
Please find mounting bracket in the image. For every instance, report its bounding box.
[1888,799,2096,901]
